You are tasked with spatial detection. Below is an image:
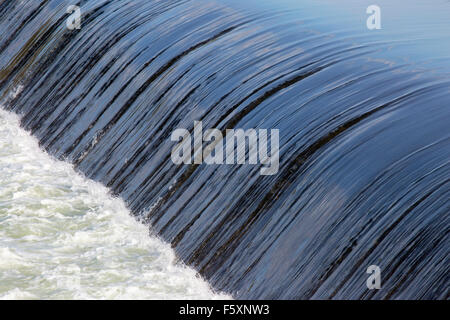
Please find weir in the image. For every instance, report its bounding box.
[0,0,449,299]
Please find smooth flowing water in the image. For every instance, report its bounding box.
[0,109,227,299]
[0,0,449,299]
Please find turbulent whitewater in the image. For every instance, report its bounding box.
[0,0,449,299]
[0,109,227,299]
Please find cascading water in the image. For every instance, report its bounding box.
[0,108,228,299]
[0,0,448,299]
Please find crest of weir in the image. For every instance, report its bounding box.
[0,0,448,299]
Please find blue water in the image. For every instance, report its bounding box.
[0,0,449,299]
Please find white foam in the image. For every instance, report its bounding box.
[0,109,230,300]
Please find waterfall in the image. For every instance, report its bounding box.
[0,0,448,299]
